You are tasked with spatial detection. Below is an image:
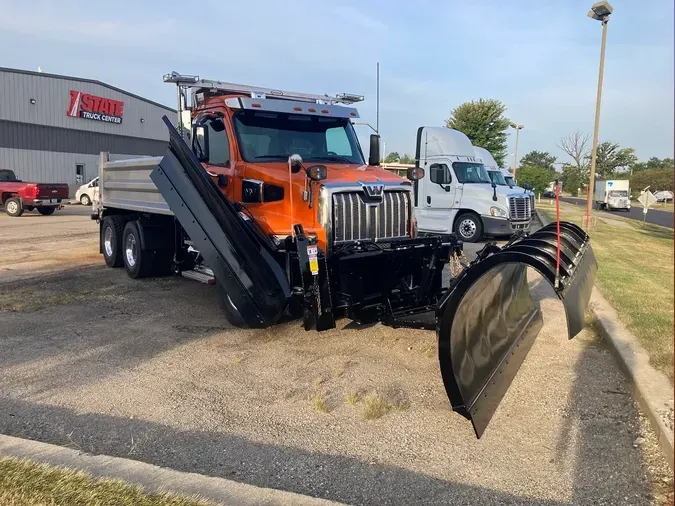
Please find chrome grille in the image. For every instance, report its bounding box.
[333,191,410,243]
[529,193,535,211]
[508,196,532,220]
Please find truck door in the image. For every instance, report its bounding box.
[193,115,237,202]
[416,162,457,234]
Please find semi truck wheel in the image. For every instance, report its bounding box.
[4,197,23,217]
[101,216,126,267]
[37,206,56,215]
[454,213,483,242]
[215,282,247,328]
[122,221,153,279]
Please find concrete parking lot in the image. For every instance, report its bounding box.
[0,209,672,505]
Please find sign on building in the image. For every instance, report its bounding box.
[67,90,124,124]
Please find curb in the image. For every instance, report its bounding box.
[0,434,347,506]
[536,209,674,470]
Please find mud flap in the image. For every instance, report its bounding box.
[150,117,291,328]
[437,222,597,438]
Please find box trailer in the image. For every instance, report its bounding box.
[594,180,631,211]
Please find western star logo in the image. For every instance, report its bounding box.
[67,91,124,124]
[361,182,384,199]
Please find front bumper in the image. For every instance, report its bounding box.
[482,216,531,236]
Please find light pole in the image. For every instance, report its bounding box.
[585,0,613,229]
[510,124,524,181]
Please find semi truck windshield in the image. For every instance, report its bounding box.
[488,170,508,185]
[453,162,491,184]
[234,111,365,165]
[609,190,628,197]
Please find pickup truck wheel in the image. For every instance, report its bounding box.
[102,216,126,268]
[5,197,23,217]
[37,206,56,216]
[122,221,153,279]
[215,282,247,328]
[454,213,483,242]
[80,194,91,206]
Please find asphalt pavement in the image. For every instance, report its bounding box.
[558,197,673,229]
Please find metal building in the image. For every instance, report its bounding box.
[0,67,174,196]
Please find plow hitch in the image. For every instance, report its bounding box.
[437,222,597,438]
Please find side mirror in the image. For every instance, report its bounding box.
[194,125,209,163]
[289,154,304,174]
[368,134,381,166]
[491,181,497,189]
[491,181,498,201]
[522,183,534,191]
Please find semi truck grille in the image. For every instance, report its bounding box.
[332,191,410,243]
[508,196,533,221]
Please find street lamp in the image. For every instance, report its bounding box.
[510,124,524,180]
[585,0,613,229]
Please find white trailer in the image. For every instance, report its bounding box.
[594,180,631,211]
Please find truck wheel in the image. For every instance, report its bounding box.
[454,213,483,243]
[5,197,23,217]
[37,206,56,216]
[122,221,153,279]
[80,194,91,206]
[215,282,247,328]
[101,216,126,268]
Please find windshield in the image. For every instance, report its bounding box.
[452,162,491,184]
[233,111,365,165]
[487,170,508,185]
[609,190,628,197]
[504,175,515,185]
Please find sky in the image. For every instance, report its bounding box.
[1,0,673,167]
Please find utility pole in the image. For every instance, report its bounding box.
[585,1,613,229]
[376,62,380,135]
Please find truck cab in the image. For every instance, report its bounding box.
[176,76,413,253]
[413,128,533,242]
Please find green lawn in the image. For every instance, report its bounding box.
[0,457,213,506]
[540,203,674,380]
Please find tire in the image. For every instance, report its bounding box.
[454,213,483,243]
[122,221,154,279]
[37,206,56,215]
[4,197,23,217]
[80,194,91,206]
[215,281,247,328]
[101,215,126,268]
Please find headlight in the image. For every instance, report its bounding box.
[490,206,507,217]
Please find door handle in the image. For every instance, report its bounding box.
[427,196,431,204]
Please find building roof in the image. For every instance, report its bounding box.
[0,67,176,113]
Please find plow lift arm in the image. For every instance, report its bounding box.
[150,115,597,439]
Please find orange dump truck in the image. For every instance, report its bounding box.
[93,71,597,437]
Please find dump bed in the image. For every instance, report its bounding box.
[97,153,170,215]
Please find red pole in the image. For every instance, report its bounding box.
[555,181,561,289]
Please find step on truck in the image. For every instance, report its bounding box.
[94,71,598,438]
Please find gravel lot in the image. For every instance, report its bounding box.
[0,208,672,505]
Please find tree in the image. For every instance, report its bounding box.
[631,168,674,193]
[445,99,511,166]
[560,164,582,197]
[399,154,415,164]
[519,151,557,172]
[558,131,590,174]
[631,157,674,174]
[384,151,400,163]
[586,141,637,179]
[516,166,552,195]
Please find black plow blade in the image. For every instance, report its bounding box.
[437,222,597,438]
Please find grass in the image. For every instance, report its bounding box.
[361,393,410,420]
[345,391,360,405]
[0,457,212,506]
[312,391,329,413]
[540,203,674,379]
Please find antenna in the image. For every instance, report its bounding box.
[376,62,380,134]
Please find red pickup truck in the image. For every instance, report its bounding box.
[0,169,70,217]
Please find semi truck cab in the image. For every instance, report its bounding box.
[413,128,533,242]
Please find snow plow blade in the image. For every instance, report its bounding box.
[150,117,290,328]
[437,222,597,438]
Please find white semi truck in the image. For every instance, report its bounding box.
[594,180,631,211]
[413,129,533,242]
